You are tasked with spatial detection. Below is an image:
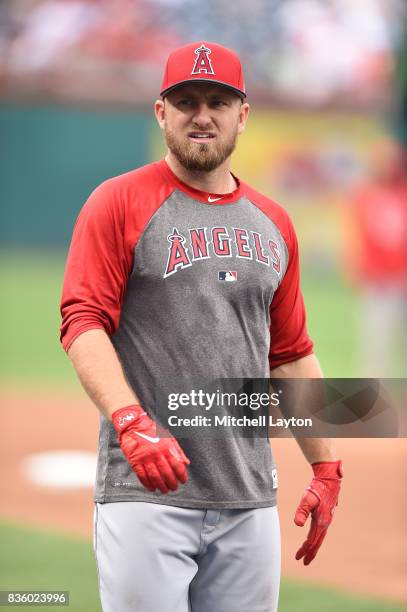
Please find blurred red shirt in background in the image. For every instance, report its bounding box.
[346,139,407,289]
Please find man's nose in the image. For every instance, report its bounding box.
[192,103,212,127]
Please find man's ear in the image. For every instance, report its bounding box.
[238,102,250,135]
[155,99,165,129]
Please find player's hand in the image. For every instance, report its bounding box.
[112,405,190,494]
[294,460,343,565]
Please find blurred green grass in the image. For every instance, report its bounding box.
[0,249,358,388]
[0,522,100,612]
[302,267,358,377]
[0,250,76,390]
[0,521,405,612]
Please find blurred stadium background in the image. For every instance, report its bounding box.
[1,1,407,611]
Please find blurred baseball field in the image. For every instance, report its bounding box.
[1,105,406,611]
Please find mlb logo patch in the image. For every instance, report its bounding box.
[218,271,237,282]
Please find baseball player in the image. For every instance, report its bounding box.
[344,139,407,376]
[60,41,343,612]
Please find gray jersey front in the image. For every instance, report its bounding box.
[60,160,313,508]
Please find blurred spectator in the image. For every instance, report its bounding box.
[77,0,179,62]
[0,0,181,104]
[0,0,404,107]
[343,139,407,376]
[6,0,102,72]
[268,0,396,106]
[396,22,407,147]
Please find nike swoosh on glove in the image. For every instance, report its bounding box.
[294,460,343,565]
[112,405,190,494]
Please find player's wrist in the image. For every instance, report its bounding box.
[112,404,148,435]
[311,460,343,479]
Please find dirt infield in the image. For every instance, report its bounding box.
[1,392,406,603]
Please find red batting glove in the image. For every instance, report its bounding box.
[112,405,190,494]
[294,460,343,565]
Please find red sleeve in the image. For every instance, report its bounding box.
[60,164,176,352]
[60,180,134,352]
[268,217,314,369]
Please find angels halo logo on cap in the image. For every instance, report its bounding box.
[160,41,246,99]
[191,44,215,76]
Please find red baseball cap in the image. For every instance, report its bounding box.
[160,41,246,99]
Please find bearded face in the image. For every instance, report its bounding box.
[158,83,246,173]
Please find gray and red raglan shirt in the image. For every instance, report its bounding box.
[60,159,313,509]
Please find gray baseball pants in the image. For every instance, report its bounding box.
[94,501,280,612]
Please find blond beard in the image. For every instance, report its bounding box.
[164,125,237,172]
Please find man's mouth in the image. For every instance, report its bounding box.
[188,132,216,142]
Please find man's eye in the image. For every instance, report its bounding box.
[177,99,193,106]
[211,100,227,107]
